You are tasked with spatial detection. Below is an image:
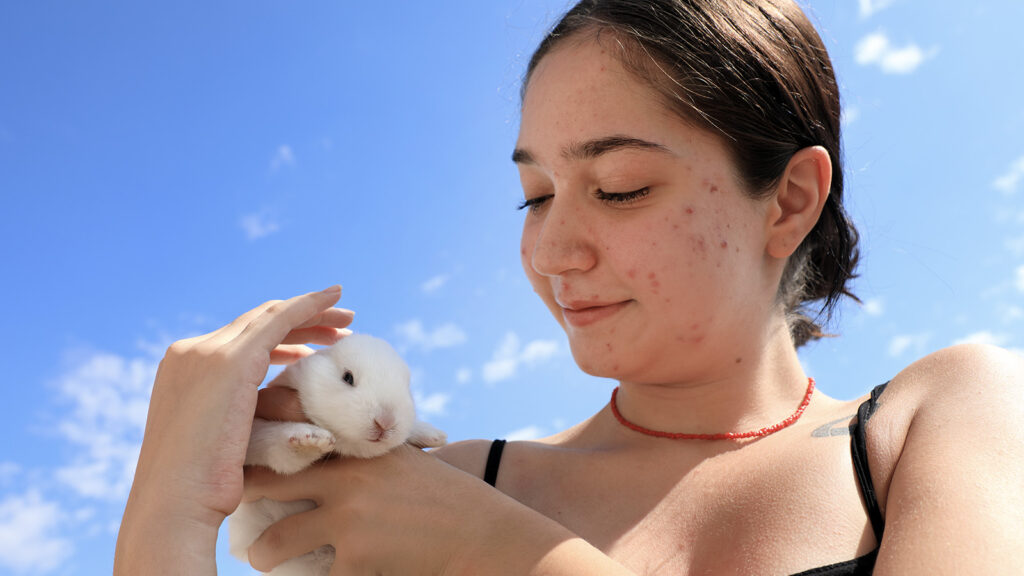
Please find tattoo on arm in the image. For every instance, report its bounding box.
[812,415,855,438]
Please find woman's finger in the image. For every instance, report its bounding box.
[292,307,355,331]
[247,507,332,572]
[255,386,307,422]
[280,326,349,346]
[236,287,342,352]
[269,344,316,365]
[243,465,326,503]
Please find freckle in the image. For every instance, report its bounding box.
[676,335,686,342]
[720,241,728,249]
[735,247,740,253]
[735,357,743,364]
[664,216,669,222]
[612,364,620,371]
[664,297,671,303]
[610,327,617,334]
[726,223,731,229]
[673,224,679,230]
[648,272,656,280]
[627,269,637,279]
[693,336,705,344]
[651,241,657,247]
[690,323,700,331]
[685,207,694,215]
[652,280,660,288]
[606,343,613,352]
[709,185,718,194]
[560,219,565,225]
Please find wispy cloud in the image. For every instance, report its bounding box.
[270,144,295,170]
[952,331,1011,347]
[888,333,930,357]
[993,156,1024,195]
[855,31,937,74]
[506,425,545,441]
[862,298,885,317]
[482,332,559,384]
[841,106,861,126]
[858,0,896,18]
[239,211,281,241]
[455,367,472,384]
[395,320,467,353]
[53,351,157,501]
[420,274,449,294]
[413,390,451,417]
[1015,265,1024,293]
[0,490,73,574]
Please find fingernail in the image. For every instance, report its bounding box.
[322,285,341,294]
[338,328,353,337]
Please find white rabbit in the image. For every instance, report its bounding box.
[229,333,447,576]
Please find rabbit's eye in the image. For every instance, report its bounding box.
[342,370,355,387]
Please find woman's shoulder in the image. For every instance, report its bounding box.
[881,342,1023,410]
[862,343,1024,568]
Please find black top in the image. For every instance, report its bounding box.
[483,383,889,576]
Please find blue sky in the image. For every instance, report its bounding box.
[2,1,1022,574]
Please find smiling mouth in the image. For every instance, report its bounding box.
[561,301,631,327]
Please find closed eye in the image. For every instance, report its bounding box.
[516,195,552,214]
[595,187,650,205]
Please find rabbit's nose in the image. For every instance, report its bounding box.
[374,411,396,435]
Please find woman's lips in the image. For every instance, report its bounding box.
[561,300,631,327]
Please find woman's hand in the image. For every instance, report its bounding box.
[114,286,353,575]
[242,445,636,576]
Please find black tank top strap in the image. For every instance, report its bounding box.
[849,383,889,542]
[484,439,507,487]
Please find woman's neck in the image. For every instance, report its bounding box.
[610,323,810,440]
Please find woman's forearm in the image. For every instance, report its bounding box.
[114,490,222,575]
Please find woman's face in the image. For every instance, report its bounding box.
[515,38,780,383]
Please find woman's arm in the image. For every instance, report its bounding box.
[242,444,635,576]
[114,287,352,575]
[875,344,1024,574]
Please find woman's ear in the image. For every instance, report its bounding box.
[765,145,832,259]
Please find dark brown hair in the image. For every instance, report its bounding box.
[523,0,860,347]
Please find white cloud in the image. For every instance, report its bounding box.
[953,331,1011,347]
[855,32,936,74]
[413,390,451,417]
[270,144,295,170]
[455,367,472,384]
[888,333,930,357]
[395,320,466,353]
[0,490,73,574]
[841,106,861,126]
[506,425,545,441]
[858,0,896,18]
[53,352,157,501]
[862,298,884,317]
[1017,265,1024,293]
[420,274,449,294]
[994,156,1024,195]
[240,211,281,240]
[482,332,559,384]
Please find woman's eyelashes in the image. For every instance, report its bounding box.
[516,188,651,214]
[595,187,650,205]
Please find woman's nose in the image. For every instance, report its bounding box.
[528,196,597,277]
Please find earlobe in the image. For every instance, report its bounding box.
[766,146,831,259]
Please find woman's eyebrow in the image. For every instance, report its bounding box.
[512,135,675,165]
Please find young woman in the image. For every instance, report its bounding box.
[116,1,1024,574]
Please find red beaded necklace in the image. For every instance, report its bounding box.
[609,377,816,440]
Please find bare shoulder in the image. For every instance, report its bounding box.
[430,439,496,480]
[887,342,1024,410]
[868,344,1024,572]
